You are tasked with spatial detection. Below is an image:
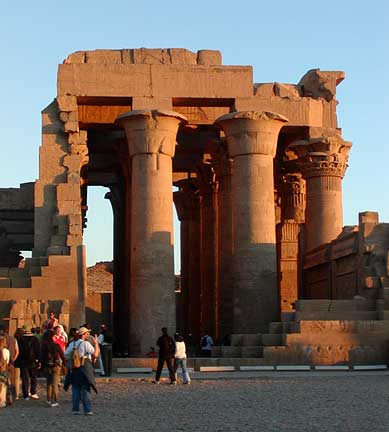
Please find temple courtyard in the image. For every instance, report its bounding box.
[1,372,388,431]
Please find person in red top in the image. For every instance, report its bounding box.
[52,326,66,353]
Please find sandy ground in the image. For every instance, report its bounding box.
[0,374,388,431]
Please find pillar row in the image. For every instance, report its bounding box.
[116,109,187,355]
[288,135,351,251]
[215,111,288,333]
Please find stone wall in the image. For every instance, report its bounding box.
[303,212,389,301]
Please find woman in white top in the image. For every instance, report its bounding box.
[0,336,10,408]
[173,333,191,385]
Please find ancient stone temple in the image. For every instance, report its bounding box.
[1,48,389,364]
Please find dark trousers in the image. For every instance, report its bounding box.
[21,367,37,398]
[155,357,176,382]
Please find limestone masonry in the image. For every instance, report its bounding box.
[1,48,389,364]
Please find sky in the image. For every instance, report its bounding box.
[0,1,388,270]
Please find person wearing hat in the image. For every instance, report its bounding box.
[64,326,99,415]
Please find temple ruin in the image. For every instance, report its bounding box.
[1,48,389,365]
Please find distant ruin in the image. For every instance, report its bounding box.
[1,48,388,364]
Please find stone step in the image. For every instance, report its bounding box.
[281,312,295,322]
[200,366,235,372]
[261,334,284,346]
[29,267,42,277]
[268,322,300,334]
[230,334,262,346]
[0,278,11,288]
[295,299,376,311]
[10,277,31,288]
[216,346,264,358]
[295,311,378,321]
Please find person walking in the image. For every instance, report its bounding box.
[64,326,99,415]
[0,336,10,408]
[16,328,41,400]
[40,331,65,407]
[0,324,19,404]
[200,332,214,357]
[173,333,191,385]
[153,327,176,385]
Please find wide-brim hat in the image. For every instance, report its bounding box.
[78,326,90,336]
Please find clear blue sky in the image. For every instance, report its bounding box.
[1,1,388,270]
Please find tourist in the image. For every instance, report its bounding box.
[64,326,99,415]
[42,311,59,332]
[0,324,19,404]
[0,336,10,408]
[97,324,112,376]
[13,328,24,400]
[16,328,41,400]
[173,333,191,385]
[200,332,214,357]
[53,325,67,353]
[153,327,176,385]
[68,328,79,344]
[40,330,65,406]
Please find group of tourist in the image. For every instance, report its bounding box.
[0,312,110,415]
[152,327,214,385]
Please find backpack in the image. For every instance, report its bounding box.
[71,341,84,369]
[201,336,208,348]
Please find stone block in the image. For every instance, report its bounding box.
[50,235,67,246]
[233,97,322,127]
[199,366,235,372]
[211,346,221,357]
[57,183,81,202]
[197,50,222,65]
[240,346,263,358]
[241,334,262,346]
[85,50,123,64]
[57,95,78,112]
[29,267,42,277]
[0,268,9,277]
[47,245,70,256]
[276,365,311,371]
[230,334,243,346]
[352,365,387,370]
[58,63,253,98]
[9,268,28,278]
[116,367,152,373]
[10,278,31,288]
[253,83,275,98]
[132,97,172,110]
[274,83,301,98]
[64,121,79,132]
[221,346,241,358]
[262,334,284,346]
[240,366,274,371]
[314,365,349,371]
[151,65,253,98]
[0,279,11,288]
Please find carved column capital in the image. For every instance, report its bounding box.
[116,109,187,158]
[173,180,199,222]
[215,111,288,158]
[288,134,352,179]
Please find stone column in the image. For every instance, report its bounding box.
[116,109,187,356]
[173,179,200,339]
[215,111,288,333]
[288,134,351,251]
[211,143,234,339]
[277,172,306,310]
[196,163,218,339]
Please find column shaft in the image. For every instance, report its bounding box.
[232,154,278,331]
[130,153,174,354]
[305,176,342,250]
